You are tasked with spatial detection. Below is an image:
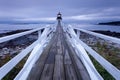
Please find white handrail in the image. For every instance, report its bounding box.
[0,27,46,43]
[78,38,120,80]
[0,40,38,79]
[14,28,52,80]
[73,27,120,44]
[0,25,55,79]
[66,25,120,80]
[66,27,103,80]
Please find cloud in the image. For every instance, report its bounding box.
[67,14,120,21]
[63,8,120,22]
[0,0,120,22]
[15,17,56,22]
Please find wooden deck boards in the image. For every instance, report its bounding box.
[53,55,65,80]
[64,50,78,80]
[27,24,91,80]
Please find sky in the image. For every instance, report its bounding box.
[0,0,120,23]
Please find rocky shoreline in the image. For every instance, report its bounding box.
[0,30,38,65]
[80,31,120,70]
[0,29,30,37]
[93,30,120,38]
[0,29,120,64]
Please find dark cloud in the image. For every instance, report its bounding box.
[0,0,120,22]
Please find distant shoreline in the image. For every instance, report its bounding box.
[98,21,120,26]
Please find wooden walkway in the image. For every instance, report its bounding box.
[27,23,91,80]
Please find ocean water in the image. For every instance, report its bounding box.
[70,24,120,32]
[0,24,49,33]
[0,23,120,33]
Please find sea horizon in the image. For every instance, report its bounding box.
[0,20,120,34]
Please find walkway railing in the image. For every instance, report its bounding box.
[0,24,56,80]
[0,23,120,80]
[64,24,120,80]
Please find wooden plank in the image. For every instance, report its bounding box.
[62,31,91,80]
[67,43,91,80]
[64,50,78,80]
[53,55,65,80]
[53,25,65,80]
[57,38,63,55]
[40,64,54,80]
[64,50,71,64]
[27,46,51,80]
[65,65,78,80]
[45,45,56,64]
[39,26,59,80]
[73,54,90,80]
[27,24,91,80]
[27,32,57,80]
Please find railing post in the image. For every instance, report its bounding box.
[66,25,103,80]
[77,30,80,38]
[38,30,41,39]
[49,32,53,40]
[14,27,52,80]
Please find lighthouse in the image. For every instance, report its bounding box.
[57,12,62,23]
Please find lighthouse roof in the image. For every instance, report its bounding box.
[58,12,61,15]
